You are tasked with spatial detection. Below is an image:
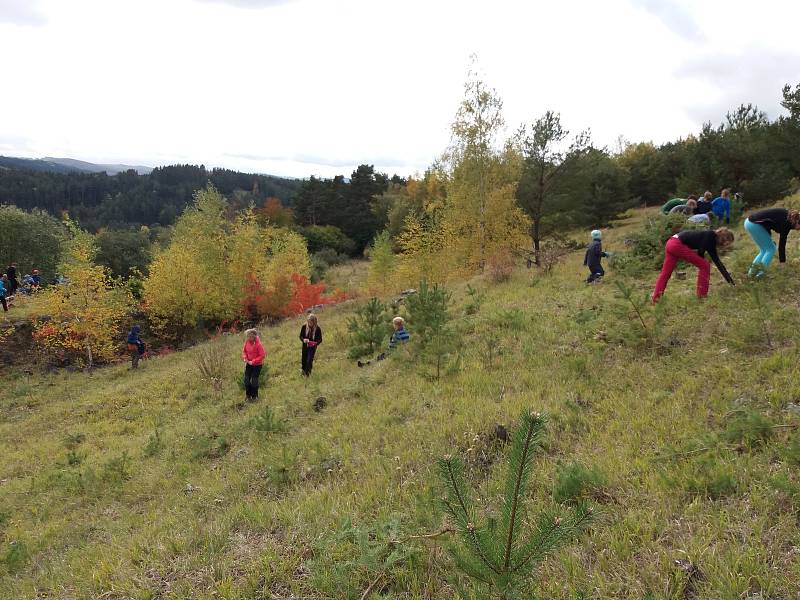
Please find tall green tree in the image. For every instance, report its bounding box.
[515,111,590,264]
[0,205,66,283]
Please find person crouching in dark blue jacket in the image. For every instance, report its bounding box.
[584,230,608,283]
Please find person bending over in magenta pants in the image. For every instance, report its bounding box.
[652,228,735,303]
[744,208,800,278]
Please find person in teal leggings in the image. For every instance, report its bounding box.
[744,208,800,277]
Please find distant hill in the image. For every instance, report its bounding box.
[43,157,153,175]
[0,155,152,175]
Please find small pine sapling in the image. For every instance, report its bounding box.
[437,410,593,599]
[347,297,389,358]
[464,284,485,316]
[406,281,457,379]
[612,279,666,347]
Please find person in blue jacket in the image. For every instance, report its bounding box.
[0,275,8,312]
[126,325,145,369]
[711,189,732,224]
[583,229,608,283]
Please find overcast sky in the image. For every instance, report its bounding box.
[1,0,799,178]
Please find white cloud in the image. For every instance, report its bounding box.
[0,0,798,177]
[0,0,46,26]
[675,45,800,124]
[628,0,705,42]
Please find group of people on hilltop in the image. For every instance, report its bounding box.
[585,197,800,304]
[0,263,42,313]
[126,312,411,402]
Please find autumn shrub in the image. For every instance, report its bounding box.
[487,251,514,283]
[33,218,132,367]
[145,185,311,333]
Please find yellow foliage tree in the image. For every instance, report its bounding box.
[144,185,310,332]
[34,218,132,367]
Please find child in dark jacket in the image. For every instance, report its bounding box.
[584,230,608,283]
[126,325,145,369]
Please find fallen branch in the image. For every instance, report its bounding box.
[360,572,384,600]
[388,527,455,546]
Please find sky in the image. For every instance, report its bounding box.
[1,0,799,179]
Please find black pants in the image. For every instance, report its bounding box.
[9,278,18,294]
[586,264,604,283]
[244,363,262,398]
[301,347,317,376]
[0,296,6,312]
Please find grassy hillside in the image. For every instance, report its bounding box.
[2,209,800,599]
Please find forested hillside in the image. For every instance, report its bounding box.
[0,163,302,230]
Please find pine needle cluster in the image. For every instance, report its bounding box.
[437,410,593,599]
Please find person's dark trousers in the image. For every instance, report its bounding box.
[244,363,262,399]
[586,265,604,283]
[0,296,6,312]
[130,349,140,369]
[301,347,316,377]
[9,278,18,294]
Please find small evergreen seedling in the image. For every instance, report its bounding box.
[406,281,457,379]
[347,297,389,358]
[437,410,593,599]
[464,284,485,316]
[250,405,284,435]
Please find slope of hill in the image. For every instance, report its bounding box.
[0,155,153,175]
[43,157,153,175]
[2,209,800,598]
[0,155,81,174]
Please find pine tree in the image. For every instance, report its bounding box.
[437,410,593,599]
[347,297,389,358]
[405,281,455,379]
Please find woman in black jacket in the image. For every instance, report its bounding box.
[744,208,800,277]
[300,313,322,377]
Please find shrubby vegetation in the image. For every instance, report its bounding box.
[143,185,312,333]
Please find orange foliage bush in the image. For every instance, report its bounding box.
[240,272,342,321]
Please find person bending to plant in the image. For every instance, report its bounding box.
[744,208,800,278]
[299,313,322,377]
[241,328,266,401]
[652,228,735,303]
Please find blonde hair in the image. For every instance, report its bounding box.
[687,199,697,208]
[305,313,318,336]
[721,188,731,198]
[715,227,734,247]
[392,316,405,327]
[704,191,712,200]
[245,328,258,338]
[788,210,800,227]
